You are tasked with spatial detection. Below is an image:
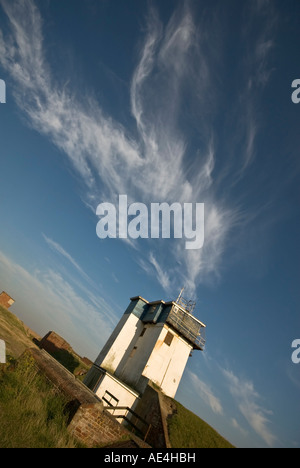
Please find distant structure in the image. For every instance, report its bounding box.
[84,292,206,413]
[0,291,15,309]
[0,339,5,364]
[39,331,73,355]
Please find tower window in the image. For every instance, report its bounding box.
[149,305,156,314]
[130,346,138,357]
[140,327,147,337]
[164,332,174,346]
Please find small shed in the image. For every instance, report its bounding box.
[0,291,15,309]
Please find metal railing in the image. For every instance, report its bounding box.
[175,296,196,315]
[104,405,151,441]
[167,308,206,350]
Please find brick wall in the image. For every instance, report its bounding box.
[39,331,72,355]
[68,403,132,447]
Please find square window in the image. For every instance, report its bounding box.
[164,332,174,346]
[130,346,138,358]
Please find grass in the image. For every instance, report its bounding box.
[49,349,90,379]
[168,401,234,449]
[0,305,39,358]
[0,353,82,448]
[0,305,89,378]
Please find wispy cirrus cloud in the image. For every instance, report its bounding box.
[0,0,278,296]
[149,252,171,292]
[231,417,248,438]
[188,370,224,416]
[130,1,215,205]
[41,233,121,326]
[186,356,278,446]
[42,234,91,282]
[0,0,142,198]
[223,368,277,447]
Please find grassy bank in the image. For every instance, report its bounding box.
[168,401,234,449]
[0,354,81,448]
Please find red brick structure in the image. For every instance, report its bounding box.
[0,291,15,309]
[39,331,73,355]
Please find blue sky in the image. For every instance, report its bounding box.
[0,0,299,448]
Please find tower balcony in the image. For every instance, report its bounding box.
[166,303,206,351]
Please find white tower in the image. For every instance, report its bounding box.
[84,294,206,411]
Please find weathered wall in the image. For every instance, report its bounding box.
[141,326,192,398]
[134,385,171,448]
[69,403,129,447]
[96,313,143,374]
[39,331,73,355]
[116,323,162,391]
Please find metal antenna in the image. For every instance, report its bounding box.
[176,287,184,303]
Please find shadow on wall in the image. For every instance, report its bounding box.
[49,349,80,374]
[37,332,80,374]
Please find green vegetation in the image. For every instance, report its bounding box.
[0,353,82,448]
[0,305,38,358]
[51,349,82,374]
[168,401,234,449]
[0,305,89,378]
[47,346,90,380]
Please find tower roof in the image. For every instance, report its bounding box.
[129,295,206,351]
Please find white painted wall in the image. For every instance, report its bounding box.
[142,326,192,398]
[95,313,143,373]
[97,318,193,399]
[116,324,163,389]
[95,372,139,416]
[159,335,192,397]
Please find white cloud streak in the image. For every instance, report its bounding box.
[42,234,91,282]
[188,370,224,415]
[0,0,277,296]
[149,252,171,292]
[223,369,277,447]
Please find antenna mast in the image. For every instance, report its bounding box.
[175,288,196,315]
[176,287,185,303]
